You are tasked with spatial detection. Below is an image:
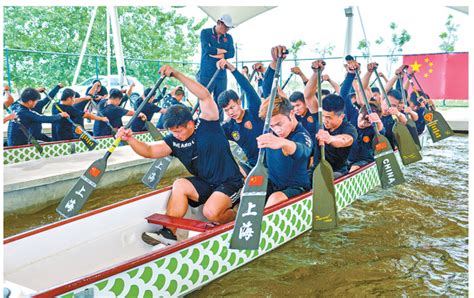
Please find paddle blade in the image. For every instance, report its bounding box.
[75,126,98,150]
[30,136,43,154]
[392,122,422,165]
[145,121,163,141]
[312,159,337,230]
[424,110,454,143]
[230,164,268,250]
[141,156,172,190]
[56,157,107,218]
[406,119,421,150]
[373,134,405,189]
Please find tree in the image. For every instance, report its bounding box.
[386,22,411,74]
[357,37,384,59]
[290,39,306,66]
[313,42,335,59]
[439,14,459,52]
[3,6,206,92]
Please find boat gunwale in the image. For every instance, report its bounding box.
[5,161,376,297]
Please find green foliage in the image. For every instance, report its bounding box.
[386,22,411,74]
[357,37,384,59]
[290,39,306,66]
[439,14,459,52]
[313,42,335,59]
[3,6,206,92]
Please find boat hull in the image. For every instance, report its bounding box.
[4,163,380,297]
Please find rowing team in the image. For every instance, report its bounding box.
[109,45,432,246]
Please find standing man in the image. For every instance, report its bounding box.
[198,14,235,119]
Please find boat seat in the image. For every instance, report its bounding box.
[146,213,216,232]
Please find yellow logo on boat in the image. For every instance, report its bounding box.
[232,131,240,141]
[424,113,433,122]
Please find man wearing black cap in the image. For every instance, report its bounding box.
[198,14,235,119]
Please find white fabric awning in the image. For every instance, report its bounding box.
[198,6,276,27]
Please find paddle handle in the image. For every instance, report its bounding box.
[88,95,116,132]
[281,73,294,90]
[397,74,413,121]
[42,90,83,128]
[402,69,433,112]
[316,67,326,161]
[248,68,257,82]
[191,68,222,115]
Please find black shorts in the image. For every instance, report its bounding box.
[184,176,243,208]
[266,179,308,201]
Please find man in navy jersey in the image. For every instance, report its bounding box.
[52,88,108,141]
[348,102,385,172]
[257,94,313,208]
[156,86,187,129]
[380,89,408,148]
[116,65,244,246]
[93,88,145,136]
[7,88,69,146]
[198,14,235,119]
[217,59,264,174]
[288,91,319,138]
[130,87,166,132]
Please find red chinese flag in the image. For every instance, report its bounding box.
[248,175,264,187]
[402,52,468,100]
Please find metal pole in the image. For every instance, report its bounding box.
[107,7,111,89]
[5,48,12,88]
[72,6,98,86]
[343,7,353,61]
[95,55,99,80]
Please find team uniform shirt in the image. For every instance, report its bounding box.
[51,104,85,141]
[7,104,62,146]
[73,85,108,127]
[314,119,358,174]
[156,96,188,129]
[381,115,398,148]
[198,27,235,82]
[415,107,426,134]
[130,98,162,132]
[348,126,386,166]
[295,110,319,138]
[163,118,243,186]
[222,70,264,167]
[265,123,313,190]
[93,100,129,136]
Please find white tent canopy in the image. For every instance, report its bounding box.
[198,6,276,27]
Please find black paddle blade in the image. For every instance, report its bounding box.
[30,136,43,154]
[145,121,163,141]
[406,119,422,150]
[392,121,422,165]
[312,159,337,230]
[75,126,98,150]
[424,110,454,143]
[373,134,405,189]
[56,157,107,218]
[230,164,268,250]
[141,156,172,190]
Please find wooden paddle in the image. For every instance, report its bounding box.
[312,64,338,230]
[4,103,44,154]
[42,91,99,151]
[56,75,166,218]
[397,74,422,150]
[191,68,222,115]
[353,62,406,189]
[403,69,454,143]
[230,51,287,250]
[141,124,169,190]
[374,67,422,166]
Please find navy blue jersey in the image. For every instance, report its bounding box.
[164,118,243,186]
[52,104,85,141]
[266,123,313,190]
[348,126,385,165]
[295,110,319,138]
[130,98,161,132]
[85,85,108,97]
[93,100,129,136]
[314,119,358,173]
[381,115,397,148]
[415,107,426,134]
[7,105,62,146]
[222,70,264,167]
[198,27,235,81]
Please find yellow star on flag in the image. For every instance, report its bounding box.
[424,58,429,63]
[424,73,429,78]
[429,62,434,67]
[429,69,433,73]
[410,60,422,72]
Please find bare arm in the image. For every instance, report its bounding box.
[116,127,173,158]
[303,72,319,114]
[323,74,340,94]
